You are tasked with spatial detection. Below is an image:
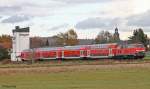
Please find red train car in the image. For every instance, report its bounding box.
[20,43,145,61]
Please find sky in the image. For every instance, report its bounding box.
[0,0,150,40]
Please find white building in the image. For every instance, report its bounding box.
[11,26,30,61]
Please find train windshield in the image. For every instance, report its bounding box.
[127,44,144,48]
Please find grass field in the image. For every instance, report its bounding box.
[144,51,150,60]
[0,64,150,89]
[144,55,150,60]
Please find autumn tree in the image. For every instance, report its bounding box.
[55,29,78,46]
[95,31,114,44]
[0,35,11,60]
[129,28,149,49]
[66,29,78,45]
[0,35,12,49]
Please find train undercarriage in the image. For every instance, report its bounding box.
[28,52,145,61]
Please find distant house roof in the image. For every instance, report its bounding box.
[78,39,94,45]
[30,36,95,48]
[13,26,30,33]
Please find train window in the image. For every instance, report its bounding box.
[136,44,144,48]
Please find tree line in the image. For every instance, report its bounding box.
[28,28,150,51]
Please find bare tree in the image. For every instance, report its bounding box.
[95,31,113,44]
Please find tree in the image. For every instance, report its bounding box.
[0,35,11,60]
[30,37,45,48]
[55,29,79,46]
[129,28,149,49]
[0,47,9,60]
[95,31,114,44]
[0,35,12,49]
[54,32,68,46]
[66,29,78,46]
[45,39,49,47]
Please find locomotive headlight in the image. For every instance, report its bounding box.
[136,50,145,52]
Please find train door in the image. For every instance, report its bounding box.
[80,50,87,58]
[61,51,64,59]
[109,48,113,57]
[80,50,84,57]
[87,50,90,57]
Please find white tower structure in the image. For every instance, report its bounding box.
[11,26,30,61]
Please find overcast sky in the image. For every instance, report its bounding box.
[0,0,150,40]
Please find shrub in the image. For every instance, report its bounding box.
[0,47,9,60]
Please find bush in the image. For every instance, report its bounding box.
[0,48,9,60]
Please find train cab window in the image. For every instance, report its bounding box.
[127,44,144,48]
[136,44,144,48]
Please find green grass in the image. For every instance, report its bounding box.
[144,56,150,60]
[144,51,150,60]
[0,68,150,89]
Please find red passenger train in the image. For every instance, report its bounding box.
[20,43,146,61]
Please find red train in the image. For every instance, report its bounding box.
[20,43,146,61]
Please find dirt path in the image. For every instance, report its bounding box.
[0,63,150,75]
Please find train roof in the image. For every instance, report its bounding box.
[64,45,86,50]
[35,47,63,51]
[22,43,119,52]
[127,43,144,48]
